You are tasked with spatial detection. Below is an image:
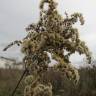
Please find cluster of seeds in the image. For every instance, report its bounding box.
[3,0,91,96]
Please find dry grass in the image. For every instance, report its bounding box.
[0,66,96,96]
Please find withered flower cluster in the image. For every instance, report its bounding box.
[3,0,91,96]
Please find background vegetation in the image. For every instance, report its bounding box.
[0,65,96,96]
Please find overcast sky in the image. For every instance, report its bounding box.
[0,0,96,65]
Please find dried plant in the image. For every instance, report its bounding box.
[3,0,92,96]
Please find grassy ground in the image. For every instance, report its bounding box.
[0,66,96,96]
[0,68,24,96]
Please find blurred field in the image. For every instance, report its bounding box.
[0,66,96,96]
[0,68,24,96]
